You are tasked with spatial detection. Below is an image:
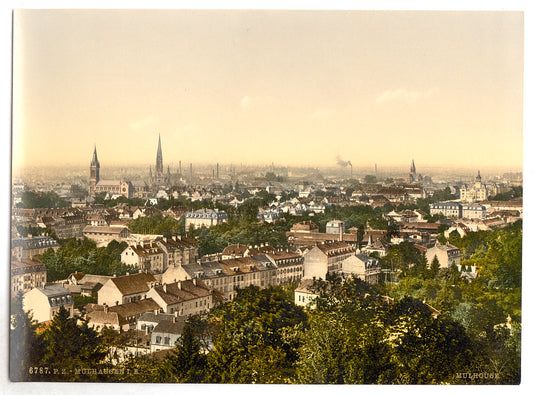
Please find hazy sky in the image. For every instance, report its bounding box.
[12,10,523,171]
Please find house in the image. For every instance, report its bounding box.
[326,220,345,235]
[425,242,461,269]
[286,221,358,247]
[11,236,60,260]
[155,236,199,268]
[361,234,389,257]
[429,201,463,218]
[303,241,356,280]
[65,272,112,297]
[185,208,228,229]
[294,279,323,309]
[221,243,277,260]
[23,284,74,323]
[82,225,131,246]
[136,311,179,332]
[121,242,165,273]
[263,250,304,285]
[98,272,157,306]
[86,305,130,332]
[11,257,47,296]
[86,213,108,227]
[340,254,381,284]
[461,203,487,220]
[150,318,187,352]
[217,257,275,301]
[146,278,214,316]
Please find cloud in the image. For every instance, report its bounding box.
[129,115,159,132]
[376,88,434,104]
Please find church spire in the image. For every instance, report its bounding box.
[156,134,163,174]
[91,145,99,166]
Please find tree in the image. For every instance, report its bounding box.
[161,316,208,383]
[9,293,44,381]
[207,285,307,383]
[39,306,109,381]
[429,256,440,278]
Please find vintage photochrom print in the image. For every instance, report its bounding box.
[9,8,523,385]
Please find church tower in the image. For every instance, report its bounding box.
[156,134,163,175]
[89,146,100,197]
[409,159,417,183]
[150,134,170,187]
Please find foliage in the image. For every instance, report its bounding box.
[488,186,522,201]
[16,190,71,208]
[207,285,308,383]
[40,238,134,281]
[9,293,44,381]
[128,212,183,237]
[38,306,110,381]
[296,289,478,384]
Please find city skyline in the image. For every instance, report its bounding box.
[12,10,523,171]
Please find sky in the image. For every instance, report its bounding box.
[12,8,524,172]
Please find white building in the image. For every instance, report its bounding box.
[23,284,73,323]
[185,208,228,229]
[425,243,461,269]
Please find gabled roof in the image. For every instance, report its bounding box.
[152,279,212,305]
[87,310,128,327]
[218,257,260,274]
[153,320,186,336]
[107,273,156,296]
[108,298,160,318]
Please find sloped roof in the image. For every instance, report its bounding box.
[153,319,187,336]
[108,272,156,296]
[87,310,128,327]
[108,298,160,318]
[152,279,212,305]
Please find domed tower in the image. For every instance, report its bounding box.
[89,146,100,197]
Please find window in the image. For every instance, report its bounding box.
[164,337,170,345]
[156,336,161,344]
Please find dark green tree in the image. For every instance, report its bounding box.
[39,306,109,381]
[9,293,44,381]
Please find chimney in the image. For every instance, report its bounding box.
[145,327,149,335]
[193,278,197,286]
[163,284,167,293]
[155,309,158,315]
[177,281,182,290]
[104,305,109,313]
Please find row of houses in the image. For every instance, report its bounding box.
[430,199,523,221]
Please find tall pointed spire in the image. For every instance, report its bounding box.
[156,134,163,174]
[91,145,99,166]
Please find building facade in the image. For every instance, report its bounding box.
[185,208,228,229]
[89,146,149,199]
[23,284,74,323]
[11,257,47,296]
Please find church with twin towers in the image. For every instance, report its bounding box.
[89,134,171,199]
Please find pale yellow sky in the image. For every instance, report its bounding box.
[12,10,523,171]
